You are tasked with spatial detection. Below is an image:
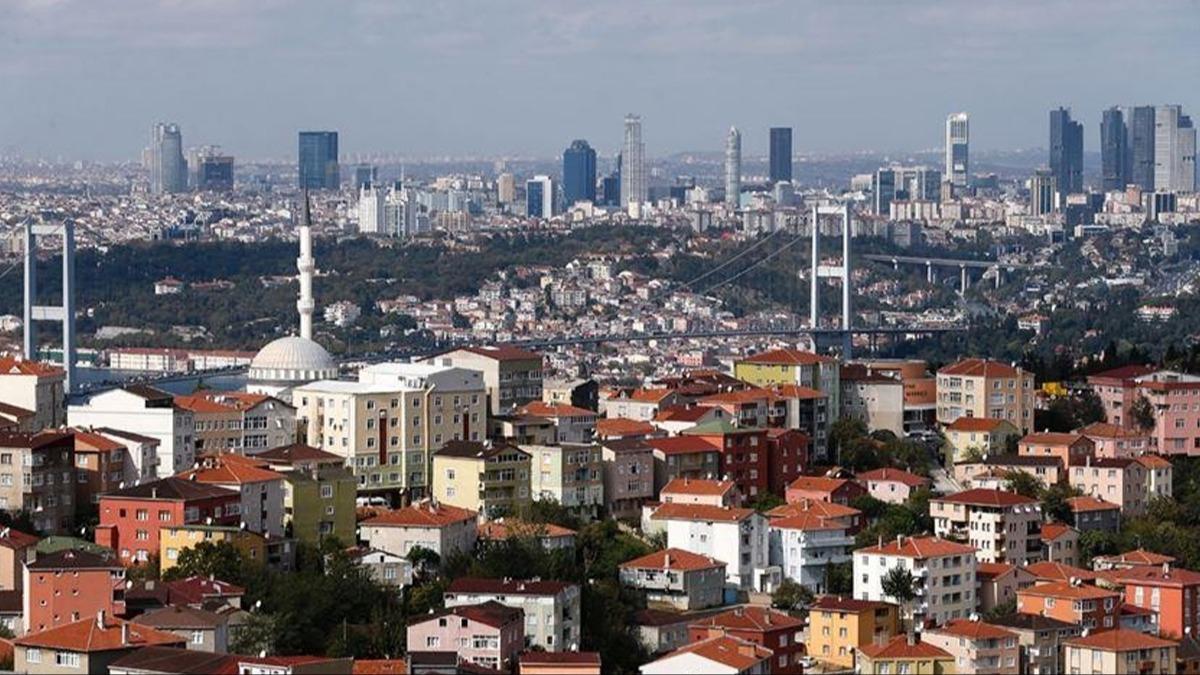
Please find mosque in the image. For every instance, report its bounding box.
[247,194,339,400]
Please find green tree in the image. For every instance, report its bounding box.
[749,492,786,513]
[229,611,277,656]
[881,566,917,625]
[771,579,814,611]
[406,545,441,578]
[1041,483,1082,524]
[163,540,248,584]
[1131,394,1156,432]
[983,598,1017,621]
[1004,471,1043,500]
[824,562,853,595]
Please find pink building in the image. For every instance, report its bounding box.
[1087,365,1157,429]
[659,478,739,507]
[1077,422,1150,458]
[1086,367,1200,454]
[923,619,1020,674]
[406,601,524,671]
[1018,432,1095,469]
[1067,457,1157,517]
[855,467,929,504]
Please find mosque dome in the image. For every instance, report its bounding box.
[248,336,338,389]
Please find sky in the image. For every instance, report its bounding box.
[1,0,1197,161]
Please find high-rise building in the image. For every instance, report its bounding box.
[354,164,378,190]
[497,173,515,204]
[562,140,597,206]
[1100,107,1129,192]
[620,115,646,207]
[872,166,941,216]
[1049,108,1083,200]
[298,131,340,190]
[1030,169,1058,216]
[149,123,186,195]
[526,175,554,219]
[724,127,741,209]
[1130,106,1157,191]
[1154,105,1197,192]
[187,146,234,192]
[945,113,969,188]
[769,127,793,183]
[357,184,387,234]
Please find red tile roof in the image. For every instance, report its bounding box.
[946,417,1011,432]
[71,429,125,453]
[769,512,845,532]
[173,392,276,414]
[1065,496,1120,513]
[1041,523,1076,541]
[856,536,977,558]
[1019,581,1119,601]
[856,467,930,487]
[939,358,1021,378]
[174,458,284,485]
[739,348,833,366]
[1086,365,1157,382]
[0,527,38,551]
[975,562,1017,580]
[859,635,953,660]
[661,478,735,497]
[647,635,771,670]
[596,418,658,437]
[517,401,596,418]
[768,384,827,400]
[650,503,754,523]
[1022,432,1089,446]
[476,519,575,541]
[1106,565,1200,588]
[935,488,1037,507]
[787,476,853,493]
[163,577,245,605]
[0,357,63,377]
[691,606,803,632]
[620,548,725,573]
[811,596,896,613]
[627,388,675,403]
[14,616,185,652]
[362,501,477,528]
[1064,627,1177,651]
[927,618,1018,641]
[1077,422,1143,439]
[646,436,721,456]
[519,652,601,666]
[1095,549,1176,567]
[353,660,408,675]
[767,499,860,520]
[1024,561,1100,582]
[1135,454,1172,469]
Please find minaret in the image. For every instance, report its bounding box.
[725,126,741,208]
[297,191,315,340]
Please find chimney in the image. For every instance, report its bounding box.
[151,487,157,499]
[1163,562,1171,577]
[121,622,128,645]
[906,632,916,646]
[95,610,105,630]
[664,553,671,568]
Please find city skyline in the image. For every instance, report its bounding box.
[1,1,1197,161]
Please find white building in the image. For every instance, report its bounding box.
[930,488,1043,566]
[853,535,978,627]
[357,183,387,234]
[360,500,477,559]
[444,577,581,652]
[946,112,970,189]
[618,547,726,611]
[68,385,194,477]
[526,175,554,219]
[640,636,772,675]
[649,503,779,592]
[0,358,66,431]
[768,512,853,593]
[323,301,361,328]
[1154,104,1197,192]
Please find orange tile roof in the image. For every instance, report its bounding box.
[1065,496,1120,513]
[938,358,1021,378]
[596,418,658,437]
[935,488,1038,507]
[1135,454,1172,468]
[1022,432,1087,446]
[661,478,735,497]
[787,476,852,493]
[1041,523,1075,541]
[71,429,125,453]
[174,459,284,485]
[0,357,63,377]
[650,503,754,523]
[691,606,803,632]
[767,499,861,520]
[1077,422,1143,439]
[1024,561,1100,582]
[856,467,929,487]
[1064,628,1177,651]
[946,417,1010,432]
[646,436,722,456]
[768,384,827,400]
[698,388,774,405]
[0,527,39,550]
[619,547,726,572]
[859,635,953,660]
[14,616,185,652]
[927,618,1018,641]
[856,536,977,558]
[477,519,575,541]
[353,660,408,675]
[649,635,771,670]
[628,388,675,403]
[517,401,596,418]
[1107,565,1200,588]
[1019,581,1119,601]
[173,392,275,414]
[739,348,833,366]
[1095,549,1176,567]
[769,512,845,531]
[363,501,477,528]
[975,562,1017,580]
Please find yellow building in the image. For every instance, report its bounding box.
[857,635,956,674]
[943,417,1020,464]
[808,596,900,670]
[159,524,267,573]
[432,441,531,519]
[732,348,840,410]
[293,362,487,499]
[936,359,1035,432]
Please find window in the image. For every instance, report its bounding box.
[191,630,205,645]
[26,648,41,663]
[136,509,148,521]
[55,651,80,667]
[320,485,334,499]
[426,636,440,648]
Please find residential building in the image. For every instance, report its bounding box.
[520,652,602,675]
[0,431,76,533]
[525,443,603,512]
[406,601,524,670]
[1019,432,1095,468]
[1078,422,1151,458]
[646,436,721,492]
[639,635,772,675]
[619,548,726,611]
[975,562,1036,614]
[1068,456,1157,517]
[1041,523,1080,567]
[1065,496,1121,533]
[856,467,929,505]
[633,607,728,656]
[516,402,596,443]
[599,438,655,519]
[492,414,557,445]
[807,596,899,670]
[649,503,776,592]
[1107,564,1200,640]
[174,454,287,538]
[477,518,575,551]
[94,428,159,484]
[159,524,268,573]
[1062,628,1178,675]
[688,606,805,674]
[253,444,356,544]
[682,421,770,500]
[768,512,853,592]
[936,359,1035,431]
[1138,453,1174,501]
[68,385,195,476]
[840,364,905,436]
[767,384,831,459]
[444,577,580,651]
[1026,561,1101,585]
[1017,581,1121,630]
[1086,368,1200,454]
[953,454,1062,490]
[0,527,38,594]
[105,645,233,673]
[432,441,531,518]
[1094,549,1177,572]
[990,613,1082,675]
[785,476,866,505]
[0,357,66,430]
[732,348,840,413]
[132,605,229,653]
[944,417,1020,463]
[345,547,411,590]
[173,392,295,455]
[660,478,739,507]
[767,498,865,535]
[358,500,477,558]
[13,614,185,675]
[293,363,487,499]
[930,488,1043,565]
[95,477,240,565]
[856,635,955,675]
[24,549,125,634]
[424,346,543,415]
[853,536,978,626]
[601,389,684,422]
[71,429,130,508]
[923,619,1020,674]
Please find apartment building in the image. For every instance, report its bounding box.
[944,417,1020,463]
[839,364,905,436]
[853,535,978,626]
[923,619,1020,675]
[444,577,580,652]
[646,436,721,492]
[1041,523,1081,567]
[732,348,841,414]
[640,635,772,675]
[174,454,286,538]
[425,345,543,415]
[1017,581,1121,630]
[598,439,655,519]
[1086,367,1200,455]
[294,362,486,498]
[407,601,524,671]
[856,636,956,675]
[516,402,596,443]
[525,443,604,512]
[24,550,125,634]
[1107,564,1200,640]
[618,548,726,611]
[930,488,1043,565]
[0,431,76,534]
[1067,456,1162,517]
[359,500,477,558]
[1062,629,1178,675]
[660,478,739,507]
[807,596,899,671]
[254,443,356,545]
[989,613,1082,675]
[432,441,531,519]
[768,512,853,592]
[1078,421,1151,458]
[0,357,66,430]
[1018,432,1095,468]
[856,467,929,504]
[975,562,1036,614]
[173,392,294,454]
[71,429,133,508]
[649,503,776,592]
[688,607,806,675]
[600,389,685,422]
[95,477,240,565]
[68,385,195,477]
[936,359,1035,431]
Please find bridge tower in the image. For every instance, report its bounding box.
[809,204,852,358]
[24,219,76,393]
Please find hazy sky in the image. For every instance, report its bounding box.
[1,0,1197,161]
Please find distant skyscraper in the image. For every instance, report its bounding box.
[872,165,940,216]
[357,184,386,234]
[1100,107,1129,192]
[298,131,340,190]
[149,122,186,195]
[195,149,234,192]
[769,127,793,183]
[945,113,969,188]
[526,175,554,219]
[1154,105,1197,192]
[562,139,597,206]
[1130,106,1157,191]
[497,173,515,204]
[354,164,377,190]
[620,115,646,207]
[1049,108,1083,200]
[724,127,741,209]
[1030,169,1058,216]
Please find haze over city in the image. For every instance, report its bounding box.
[2,0,1198,160]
